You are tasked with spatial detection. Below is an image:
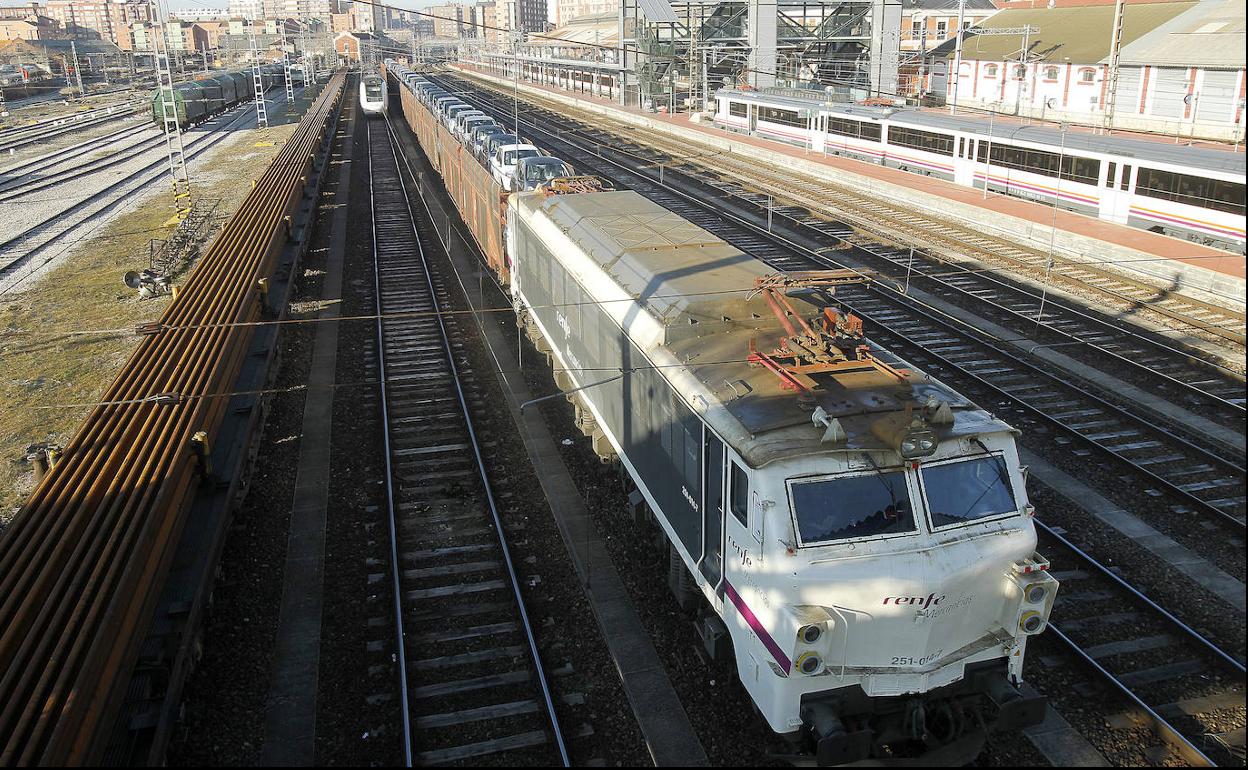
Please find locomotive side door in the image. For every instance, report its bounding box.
[699,430,726,594]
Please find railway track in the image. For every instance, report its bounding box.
[367,116,569,766]
[0,126,162,200]
[431,75,1247,759]
[0,102,142,153]
[0,89,300,295]
[0,122,152,188]
[1036,521,1245,765]
[0,71,345,766]
[446,75,1246,427]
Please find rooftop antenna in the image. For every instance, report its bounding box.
[149,0,192,222]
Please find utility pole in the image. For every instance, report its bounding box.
[149,0,192,221]
[250,20,268,128]
[949,0,966,114]
[918,23,927,101]
[69,40,84,98]
[1101,0,1125,134]
[283,49,294,103]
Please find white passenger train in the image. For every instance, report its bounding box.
[714,89,1245,252]
[508,189,1056,764]
[383,60,1060,763]
[359,72,387,116]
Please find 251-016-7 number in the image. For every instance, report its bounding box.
[890,650,942,667]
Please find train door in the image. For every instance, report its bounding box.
[810,113,826,153]
[954,135,976,187]
[699,430,725,594]
[1099,161,1133,224]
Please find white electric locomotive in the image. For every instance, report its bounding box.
[381,60,1060,763]
[359,72,387,116]
[714,89,1245,251]
[507,188,1057,764]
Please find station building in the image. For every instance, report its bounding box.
[931,0,1245,141]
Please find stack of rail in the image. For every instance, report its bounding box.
[0,70,346,766]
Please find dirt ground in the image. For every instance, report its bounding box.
[0,96,314,523]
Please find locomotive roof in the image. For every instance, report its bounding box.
[527,190,1012,467]
[718,89,1245,176]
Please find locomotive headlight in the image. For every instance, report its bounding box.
[1023,583,1048,604]
[873,414,939,460]
[899,429,938,459]
[796,651,823,675]
[799,624,822,644]
[1019,611,1044,634]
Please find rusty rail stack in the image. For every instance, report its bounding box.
[0,71,346,766]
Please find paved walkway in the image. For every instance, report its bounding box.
[260,100,354,766]
[455,64,1245,284]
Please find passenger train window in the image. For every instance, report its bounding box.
[826,116,881,142]
[729,102,747,118]
[921,456,1017,528]
[886,126,955,156]
[1106,162,1116,186]
[977,142,1100,186]
[757,106,803,127]
[730,463,749,527]
[1136,167,1244,215]
[789,471,916,545]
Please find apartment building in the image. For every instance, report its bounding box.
[554,0,611,26]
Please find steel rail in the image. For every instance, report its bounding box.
[1037,521,1245,673]
[366,117,415,769]
[0,105,142,153]
[441,78,1245,531]
[0,132,166,201]
[0,92,287,258]
[0,89,306,296]
[0,71,346,766]
[1045,624,1218,767]
[378,114,571,766]
[0,122,152,183]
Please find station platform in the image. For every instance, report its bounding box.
[452,64,1246,307]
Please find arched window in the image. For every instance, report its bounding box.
[984,64,999,78]
[1079,68,1096,84]
[1044,65,1059,81]
[1013,64,1027,80]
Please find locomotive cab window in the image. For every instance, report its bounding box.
[789,470,916,545]
[920,455,1018,529]
[730,462,749,527]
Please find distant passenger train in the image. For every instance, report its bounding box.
[714,89,1245,252]
[150,65,290,130]
[359,73,387,116]
[384,58,1059,766]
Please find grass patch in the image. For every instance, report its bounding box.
[0,106,310,522]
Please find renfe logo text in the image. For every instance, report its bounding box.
[883,593,945,610]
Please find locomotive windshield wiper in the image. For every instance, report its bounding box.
[862,452,904,522]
